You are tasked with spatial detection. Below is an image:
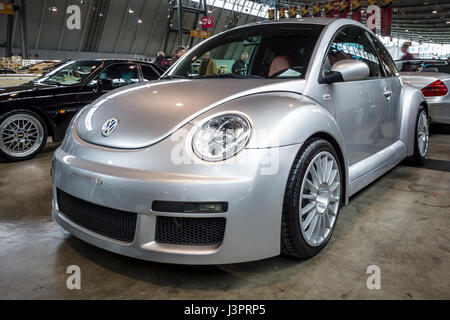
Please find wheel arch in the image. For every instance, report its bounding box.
[400,84,428,156]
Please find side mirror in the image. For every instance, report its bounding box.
[319,59,370,84]
[97,78,114,91]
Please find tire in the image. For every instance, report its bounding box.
[0,109,48,161]
[406,106,429,165]
[281,138,343,259]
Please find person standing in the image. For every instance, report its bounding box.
[400,43,414,71]
[171,46,187,65]
[198,52,218,76]
[154,51,166,66]
[232,52,249,75]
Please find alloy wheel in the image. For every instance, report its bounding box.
[417,111,429,158]
[299,151,341,247]
[0,113,44,158]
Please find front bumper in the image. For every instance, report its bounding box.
[52,130,300,264]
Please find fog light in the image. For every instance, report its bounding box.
[152,201,228,213]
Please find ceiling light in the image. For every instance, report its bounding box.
[405,29,409,32]
[129,8,134,14]
[447,21,450,24]
[432,10,437,14]
[137,18,143,23]
[50,6,57,12]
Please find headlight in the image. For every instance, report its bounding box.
[192,113,251,161]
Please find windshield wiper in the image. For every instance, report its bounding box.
[160,75,189,80]
[193,74,264,79]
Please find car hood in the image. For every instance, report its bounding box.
[76,78,305,149]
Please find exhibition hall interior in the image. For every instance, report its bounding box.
[0,0,449,301]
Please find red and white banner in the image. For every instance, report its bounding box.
[366,0,379,33]
[380,0,392,37]
[200,16,214,29]
[351,0,362,22]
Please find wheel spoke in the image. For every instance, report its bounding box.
[302,209,317,229]
[302,194,316,200]
[301,202,316,215]
[305,178,319,192]
[305,214,319,239]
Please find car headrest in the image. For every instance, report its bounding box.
[268,55,291,77]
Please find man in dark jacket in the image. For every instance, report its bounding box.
[232,52,249,75]
[154,51,166,66]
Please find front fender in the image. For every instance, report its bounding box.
[399,83,426,156]
[191,92,350,203]
[191,92,344,148]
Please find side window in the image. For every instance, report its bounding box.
[91,63,139,87]
[324,27,383,79]
[141,65,160,81]
[370,35,399,77]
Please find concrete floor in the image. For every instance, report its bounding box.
[0,126,449,300]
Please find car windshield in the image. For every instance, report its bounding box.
[36,60,102,85]
[168,24,323,79]
[396,60,450,74]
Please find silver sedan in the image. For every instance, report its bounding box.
[397,60,450,124]
[51,18,428,264]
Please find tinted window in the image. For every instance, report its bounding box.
[170,24,324,79]
[324,26,383,79]
[91,63,139,87]
[370,35,399,77]
[141,64,159,81]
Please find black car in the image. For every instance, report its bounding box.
[0,68,16,74]
[0,59,165,161]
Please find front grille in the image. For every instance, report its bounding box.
[155,216,226,246]
[57,188,137,243]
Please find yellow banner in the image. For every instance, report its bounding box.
[190,29,210,38]
[0,1,14,15]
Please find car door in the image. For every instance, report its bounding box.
[369,34,403,142]
[78,62,140,107]
[322,26,392,166]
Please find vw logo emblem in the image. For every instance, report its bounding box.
[101,117,119,137]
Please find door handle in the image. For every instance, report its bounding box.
[384,90,392,98]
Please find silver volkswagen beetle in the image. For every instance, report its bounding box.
[51,18,428,264]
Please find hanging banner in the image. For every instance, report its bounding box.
[338,0,350,18]
[366,0,380,33]
[351,0,362,22]
[333,0,340,15]
[279,7,286,19]
[190,29,210,38]
[325,2,335,18]
[380,0,392,37]
[200,16,214,29]
[313,3,322,17]
[0,1,14,15]
[300,5,310,17]
[268,8,275,20]
[289,6,297,18]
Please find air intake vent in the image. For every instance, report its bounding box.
[57,188,137,243]
[155,216,226,246]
